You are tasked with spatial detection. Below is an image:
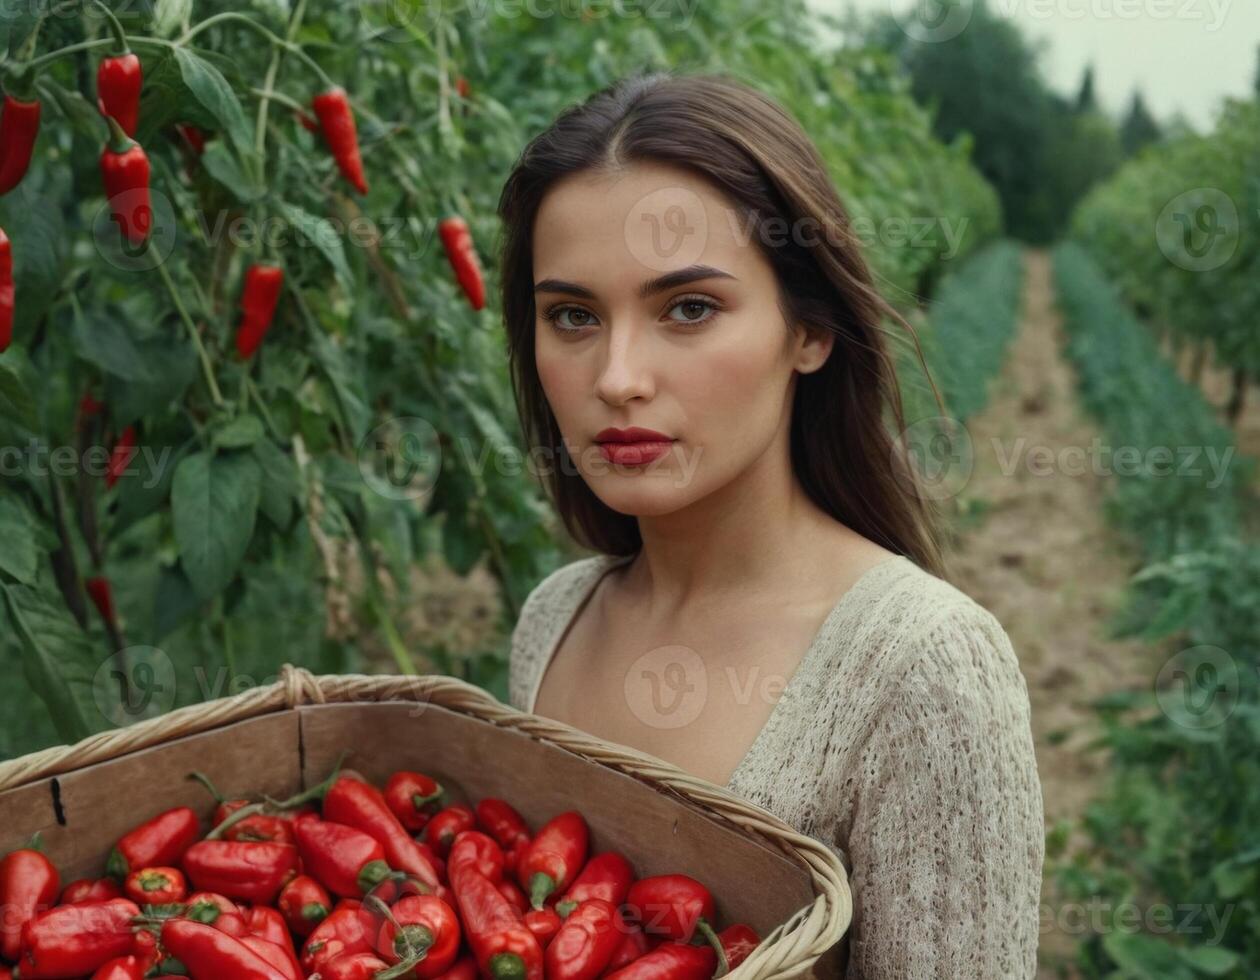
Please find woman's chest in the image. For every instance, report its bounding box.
[531,596,836,789]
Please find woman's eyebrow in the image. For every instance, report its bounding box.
[533,264,737,300]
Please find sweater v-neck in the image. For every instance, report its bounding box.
[525,551,909,789]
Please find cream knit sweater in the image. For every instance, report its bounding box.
[508,552,1045,978]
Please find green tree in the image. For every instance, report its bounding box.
[1119,91,1162,156]
[1075,64,1098,113]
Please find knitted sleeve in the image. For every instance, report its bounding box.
[841,602,1045,979]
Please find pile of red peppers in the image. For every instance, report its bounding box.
[0,766,762,979]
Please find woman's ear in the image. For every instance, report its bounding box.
[793,324,835,375]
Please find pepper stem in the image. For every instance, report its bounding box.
[186,770,226,802]
[104,113,136,154]
[488,952,527,980]
[91,0,131,54]
[696,919,730,977]
[527,872,555,911]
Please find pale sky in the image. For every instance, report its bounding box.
[809,0,1259,130]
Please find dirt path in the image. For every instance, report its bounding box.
[942,249,1153,975]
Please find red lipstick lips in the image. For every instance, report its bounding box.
[595,427,675,466]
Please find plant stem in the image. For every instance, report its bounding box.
[178,13,331,87]
[156,259,225,408]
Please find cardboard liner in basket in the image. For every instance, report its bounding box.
[0,666,852,979]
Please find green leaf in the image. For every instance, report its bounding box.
[171,451,262,601]
[152,0,192,36]
[253,438,300,528]
[1103,932,1194,980]
[442,505,484,576]
[277,203,353,296]
[174,48,254,159]
[72,309,151,382]
[0,582,107,744]
[0,492,43,584]
[0,359,38,430]
[308,330,369,444]
[36,79,105,142]
[1178,945,1239,976]
[213,413,265,450]
[200,143,265,202]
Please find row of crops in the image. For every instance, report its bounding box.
[1050,243,1259,978]
[0,1,1003,757]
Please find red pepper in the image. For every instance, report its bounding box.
[622,875,726,971]
[555,851,634,918]
[213,798,253,825]
[225,812,296,845]
[450,866,543,980]
[300,905,374,975]
[497,878,529,915]
[376,894,461,977]
[235,263,284,360]
[295,110,320,134]
[0,226,11,353]
[311,87,368,194]
[447,831,504,885]
[61,877,123,904]
[278,874,331,937]
[185,891,250,938]
[108,806,200,879]
[385,771,446,833]
[424,804,476,858]
[18,898,141,978]
[522,906,562,948]
[603,924,650,974]
[432,954,478,980]
[123,866,186,906]
[130,927,161,971]
[0,93,40,195]
[176,124,208,155]
[104,425,137,489]
[601,941,716,980]
[0,846,60,961]
[545,899,624,980]
[159,918,289,980]
[323,777,442,893]
[516,810,588,911]
[717,922,760,971]
[294,818,392,899]
[474,798,530,852]
[318,951,390,979]
[99,119,152,246]
[85,576,116,625]
[455,76,471,98]
[181,840,298,905]
[97,53,143,137]
[437,216,485,311]
[89,955,147,980]
[245,907,302,980]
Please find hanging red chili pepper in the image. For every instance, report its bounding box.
[0,91,41,195]
[159,918,290,980]
[555,851,635,918]
[438,216,486,311]
[235,263,284,360]
[385,770,446,832]
[176,124,208,155]
[97,53,143,137]
[181,840,299,905]
[601,941,716,980]
[0,845,60,962]
[455,75,471,98]
[18,897,141,978]
[450,866,544,980]
[277,874,331,937]
[123,866,186,907]
[100,117,152,247]
[85,576,116,625]
[104,425,137,489]
[545,898,624,980]
[516,810,588,911]
[107,806,200,879]
[311,87,368,194]
[1,225,14,353]
[293,817,392,899]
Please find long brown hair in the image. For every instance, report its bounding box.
[497,70,947,577]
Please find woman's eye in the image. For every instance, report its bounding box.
[666,296,719,327]
[544,306,598,331]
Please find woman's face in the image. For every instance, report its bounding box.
[532,160,833,517]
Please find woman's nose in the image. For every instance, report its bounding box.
[593,320,656,405]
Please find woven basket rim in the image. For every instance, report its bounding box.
[0,665,852,979]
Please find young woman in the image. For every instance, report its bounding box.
[498,72,1043,978]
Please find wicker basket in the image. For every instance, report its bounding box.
[0,665,852,979]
